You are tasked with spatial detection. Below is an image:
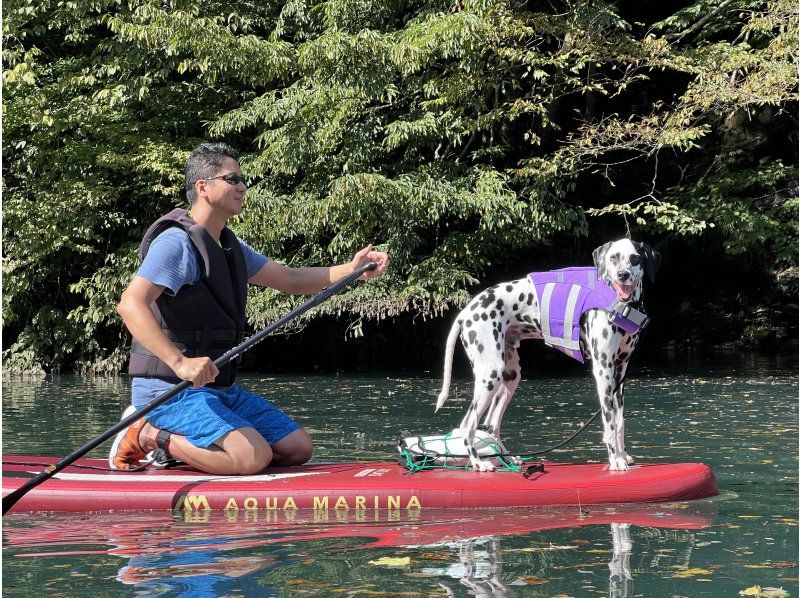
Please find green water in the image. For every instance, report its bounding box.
[2,357,797,596]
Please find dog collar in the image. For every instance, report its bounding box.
[609,300,650,334]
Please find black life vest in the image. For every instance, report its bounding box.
[127,208,248,386]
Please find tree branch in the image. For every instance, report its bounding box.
[665,0,737,42]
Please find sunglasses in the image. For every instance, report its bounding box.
[204,173,247,186]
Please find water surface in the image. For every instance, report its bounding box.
[3,357,797,596]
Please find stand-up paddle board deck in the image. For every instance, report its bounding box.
[2,456,717,513]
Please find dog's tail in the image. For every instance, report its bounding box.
[435,318,462,412]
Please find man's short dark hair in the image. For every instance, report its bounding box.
[185,142,240,204]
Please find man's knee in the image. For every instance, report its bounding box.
[222,428,274,474]
[233,443,273,475]
[273,430,313,466]
[292,439,313,465]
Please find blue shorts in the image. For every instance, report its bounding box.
[140,384,301,449]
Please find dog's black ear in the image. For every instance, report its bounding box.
[592,242,613,279]
[639,243,662,283]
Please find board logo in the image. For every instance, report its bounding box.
[353,468,391,477]
[174,494,422,511]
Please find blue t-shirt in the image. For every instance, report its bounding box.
[138,227,268,295]
[131,227,269,406]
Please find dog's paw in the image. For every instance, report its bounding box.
[624,453,635,465]
[609,458,631,471]
[471,459,496,472]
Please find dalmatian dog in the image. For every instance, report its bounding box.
[435,239,661,472]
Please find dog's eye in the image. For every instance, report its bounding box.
[630,255,641,266]
[610,254,620,263]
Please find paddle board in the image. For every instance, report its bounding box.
[2,456,717,513]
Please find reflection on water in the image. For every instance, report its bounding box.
[5,504,714,597]
[2,357,798,595]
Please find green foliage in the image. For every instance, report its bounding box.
[3,0,250,371]
[3,0,797,372]
[667,158,797,261]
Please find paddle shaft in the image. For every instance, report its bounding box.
[2,261,377,515]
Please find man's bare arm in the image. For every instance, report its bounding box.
[248,245,389,294]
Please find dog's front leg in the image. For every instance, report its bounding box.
[610,375,632,468]
[586,315,629,471]
[611,334,639,466]
[590,357,629,471]
[608,523,633,598]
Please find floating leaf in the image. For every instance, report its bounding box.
[745,562,797,570]
[520,576,549,585]
[739,586,761,595]
[739,587,790,597]
[415,551,453,561]
[672,567,712,578]
[368,556,411,567]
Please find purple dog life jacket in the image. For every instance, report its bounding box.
[528,266,648,363]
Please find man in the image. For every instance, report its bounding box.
[110,142,389,474]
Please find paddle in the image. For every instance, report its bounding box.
[2,261,377,515]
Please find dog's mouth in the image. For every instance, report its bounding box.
[612,282,636,302]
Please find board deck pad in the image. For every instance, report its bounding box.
[2,456,718,513]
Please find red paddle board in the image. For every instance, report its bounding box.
[2,456,717,513]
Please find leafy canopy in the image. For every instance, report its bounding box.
[3,0,797,373]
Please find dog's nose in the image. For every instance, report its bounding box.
[618,271,630,282]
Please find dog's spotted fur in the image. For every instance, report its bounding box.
[436,239,661,472]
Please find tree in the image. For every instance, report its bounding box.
[3,0,797,374]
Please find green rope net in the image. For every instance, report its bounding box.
[397,430,543,474]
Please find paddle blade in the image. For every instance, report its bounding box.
[3,470,51,514]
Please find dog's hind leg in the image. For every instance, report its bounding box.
[461,364,503,472]
[481,346,521,458]
[480,384,510,456]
